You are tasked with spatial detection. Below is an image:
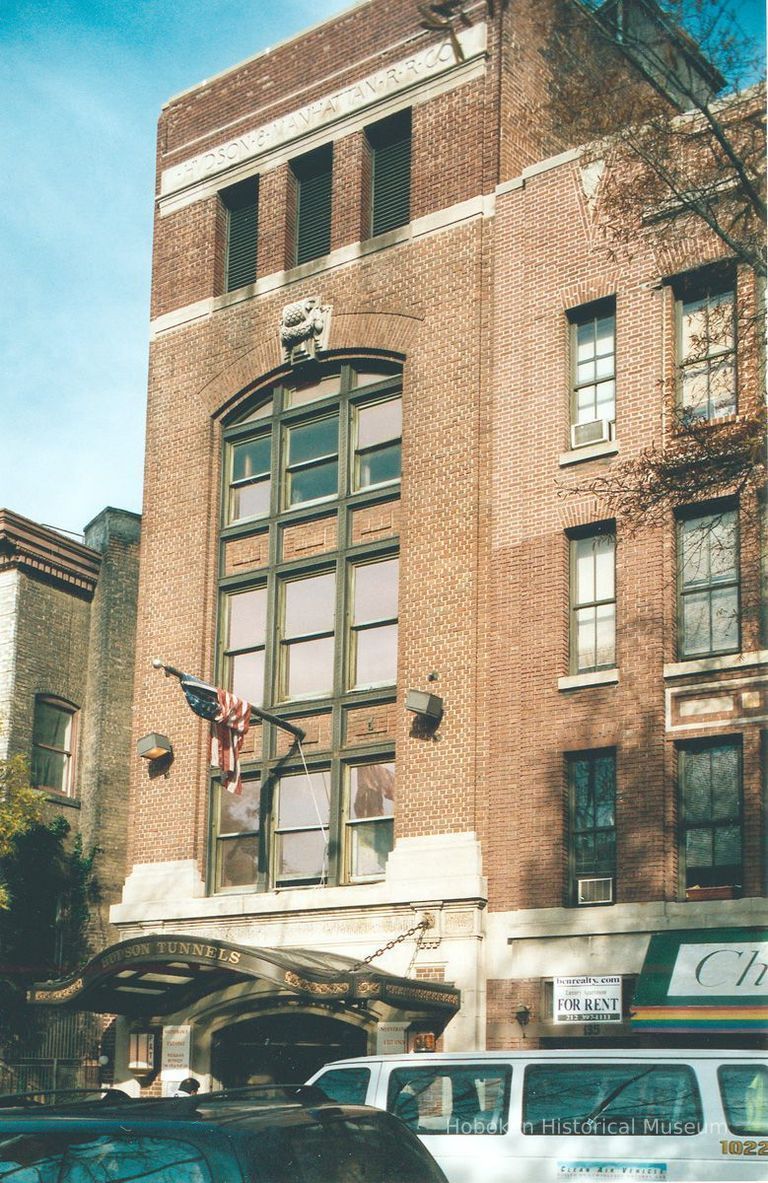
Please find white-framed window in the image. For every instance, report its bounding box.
[569,298,616,434]
[569,528,616,673]
[676,269,736,421]
[31,695,77,796]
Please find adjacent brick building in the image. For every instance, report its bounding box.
[0,507,141,1087]
[31,0,764,1089]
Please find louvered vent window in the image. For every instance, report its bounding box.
[293,145,333,266]
[222,176,259,291]
[367,109,411,238]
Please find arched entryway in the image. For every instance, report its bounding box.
[212,1012,367,1086]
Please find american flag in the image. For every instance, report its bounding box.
[180,675,252,795]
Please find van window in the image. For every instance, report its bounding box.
[314,1067,371,1104]
[387,1065,511,1135]
[522,1064,703,1135]
[0,1134,214,1181]
[719,1065,768,1135]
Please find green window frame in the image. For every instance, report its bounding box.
[215,361,401,893]
[679,739,742,895]
[31,695,77,796]
[677,506,740,659]
[569,527,616,673]
[366,109,412,238]
[569,298,616,428]
[221,175,259,291]
[567,750,616,905]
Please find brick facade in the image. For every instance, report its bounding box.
[110,0,764,1087]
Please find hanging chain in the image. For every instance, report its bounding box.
[349,916,433,972]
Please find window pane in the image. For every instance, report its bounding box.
[218,835,259,889]
[681,591,711,655]
[277,829,327,882]
[714,825,741,867]
[686,826,713,868]
[575,540,595,602]
[358,400,402,449]
[231,650,264,704]
[234,398,273,424]
[523,1065,702,1135]
[313,1067,371,1105]
[387,1066,512,1137]
[357,443,401,489]
[719,1066,768,1135]
[709,514,738,579]
[32,748,67,791]
[575,607,596,671]
[228,587,267,651]
[288,459,338,505]
[288,417,338,465]
[350,819,394,879]
[61,1135,216,1182]
[219,780,261,834]
[711,746,739,813]
[285,636,335,698]
[711,585,739,651]
[233,436,270,481]
[278,773,331,828]
[683,752,712,821]
[354,559,399,623]
[33,701,71,749]
[350,763,395,819]
[286,374,340,407]
[595,602,616,666]
[231,478,270,522]
[284,573,335,637]
[354,623,398,687]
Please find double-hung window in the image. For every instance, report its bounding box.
[679,739,742,894]
[569,528,616,673]
[678,507,739,658]
[221,176,259,291]
[568,750,616,905]
[676,270,736,421]
[292,145,333,266]
[216,363,402,893]
[366,109,411,237]
[31,696,77,795]
[569,299,616,446]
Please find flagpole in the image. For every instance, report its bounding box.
[152,659,306,742]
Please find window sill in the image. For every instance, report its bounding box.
[559,439,619,467]
[558,668,619,691]
[664,650,768,679]
[44,791,81,809]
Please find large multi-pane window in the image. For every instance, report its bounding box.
[569,528,616,673]
[676,271,736,421]
[215,362,401,892]
[31,696,77,796]
[567,750,616,905]
[678,507,740,659]
[679,740,742,894]
[569,299,616,435]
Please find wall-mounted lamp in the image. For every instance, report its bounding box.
[405,690,443,726]
[137,733,173,760]
[411,1031,437,1053]
[515,1003,531,1029]
[128,1030,156,1074]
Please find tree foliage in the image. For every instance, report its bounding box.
[545,0,766,530]
[0,755,44,910]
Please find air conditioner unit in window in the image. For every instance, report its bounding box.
[570,419,614,450]
[577,876,614,905]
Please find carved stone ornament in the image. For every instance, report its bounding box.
[279,297,332,365]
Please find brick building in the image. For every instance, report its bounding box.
[30,0,765,1088]
[0,507,140,1088]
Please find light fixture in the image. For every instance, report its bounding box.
[411,1031,436,1052]
[128,1030,156,1073]
[405,690,443,725]
[515,1003,531,1029]
[137,733,173,761]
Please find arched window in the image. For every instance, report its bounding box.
[213,360,402,893]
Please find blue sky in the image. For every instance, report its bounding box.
[1,0,764,537]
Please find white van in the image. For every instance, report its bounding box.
[308,1049,767,1182]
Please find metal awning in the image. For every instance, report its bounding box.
[631,926,768,1035]
[28,933,460,1025]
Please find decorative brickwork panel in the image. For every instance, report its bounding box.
[350,501,400,546]
[274,712,332,757]
[281,515,337,561]
[223,532,269,575]
[344,703,397,746]
[414,966,445,982]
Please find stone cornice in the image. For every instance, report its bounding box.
[0,509,101,599]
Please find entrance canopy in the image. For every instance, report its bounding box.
[28,933,460,1025]
[631,926,767,1036]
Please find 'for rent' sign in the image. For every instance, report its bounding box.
[553,976,623,1023]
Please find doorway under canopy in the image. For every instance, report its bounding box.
[212,1012,367,1086]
